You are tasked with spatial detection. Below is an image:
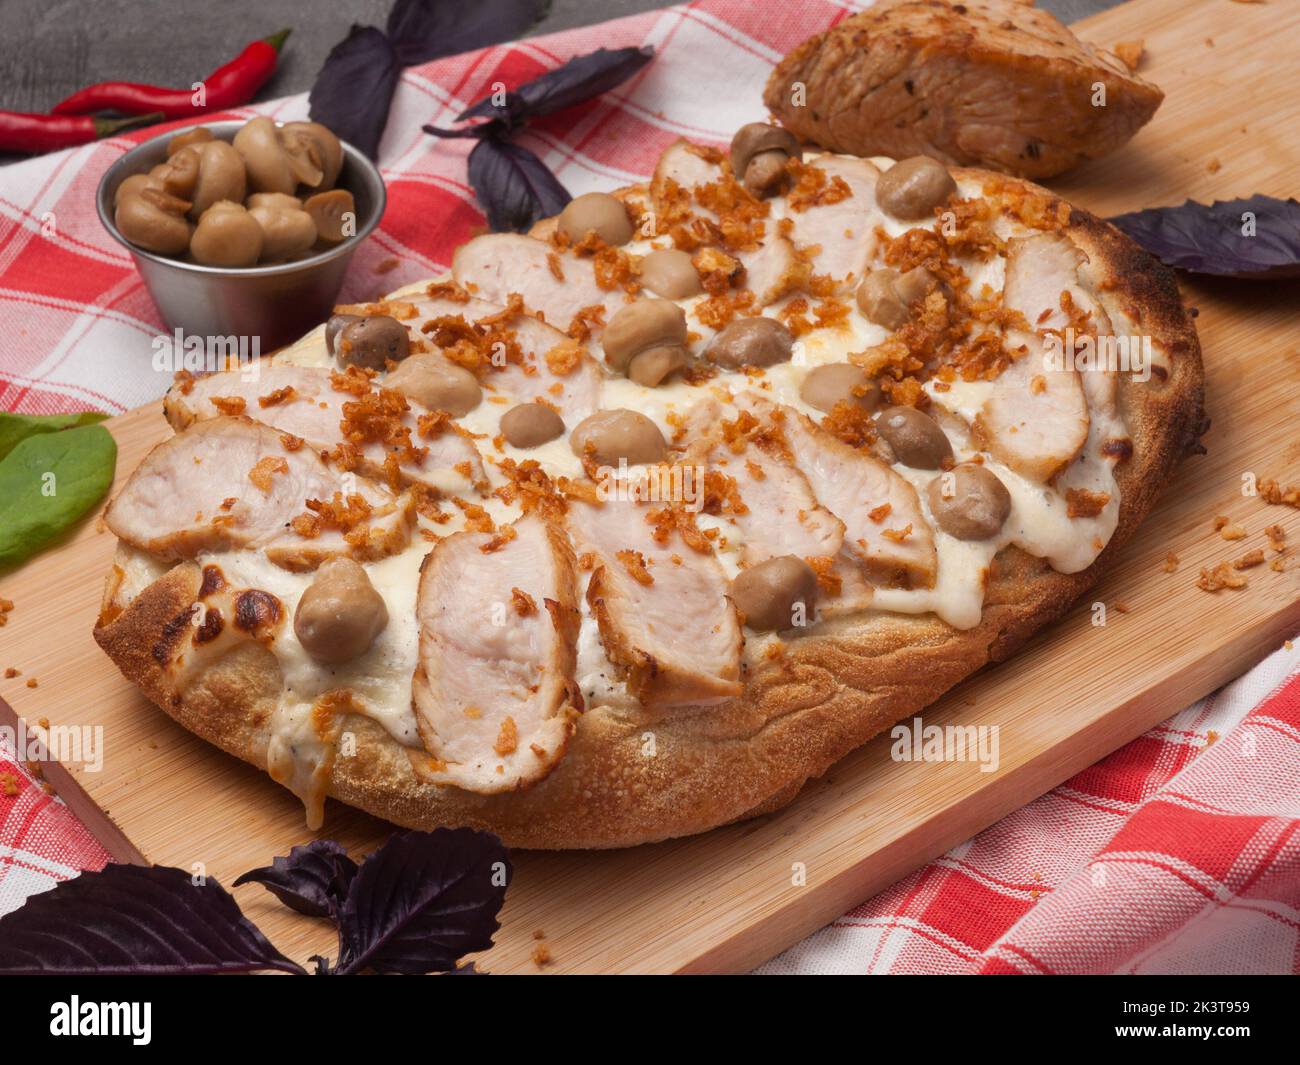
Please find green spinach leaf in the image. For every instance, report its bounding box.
[0,423,116,570]
[0,411,108,464]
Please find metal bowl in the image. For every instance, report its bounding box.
[96,119,386,351]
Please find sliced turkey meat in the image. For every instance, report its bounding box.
[781,155,882,289]
[737,235,803,307]
[651,140,725,207]
[652,140,803,307]
[411,293,602,420]
[781,406,938,587]
[567,498,742,708]
[451,234,626,335]
[973,337,1090,483]
[683,419,844,565]
[105,416,413,568]
[692,425,880,619]
[411,514,581,793]
[1003,231,1118,416]
[165,362,485,495]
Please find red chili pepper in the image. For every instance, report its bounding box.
[0,111,163,154]
[51,29,291,118]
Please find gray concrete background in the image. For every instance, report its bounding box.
[0,0,1117,115]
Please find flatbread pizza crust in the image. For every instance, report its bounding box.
[94,171,1204,849]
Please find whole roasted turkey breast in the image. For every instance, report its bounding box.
[763,0,1164,179]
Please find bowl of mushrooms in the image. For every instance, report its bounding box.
[96,117,386,350]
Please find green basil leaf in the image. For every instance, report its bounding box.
[0,411,108,464]
[0,423,117,570]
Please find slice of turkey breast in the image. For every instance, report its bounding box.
[651,141,806,307]
[411,293,602,420]
[567,498,743,708]
[165,363,485,495]
[105,416,413,568]
[411,514,581,793]
[693,427,877,620]
[781,406,938,588]
[1003,230,1119,416]
[764,0,1163,179]
[973,337,1089,483]
[451,234,627,335]
[780,155,882,289]
[972,233,1093,482]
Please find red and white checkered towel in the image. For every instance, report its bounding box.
[1,0,1297,974]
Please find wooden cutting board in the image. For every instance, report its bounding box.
[2,0,1298,974]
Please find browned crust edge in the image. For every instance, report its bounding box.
[93,173,1205,849]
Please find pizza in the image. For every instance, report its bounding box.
[94,128,1205,848]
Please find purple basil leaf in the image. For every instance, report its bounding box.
[387,0,550,67]
[335,828,510,975]
[422,117,509,140]
[458,45,654,123]
[468,136,571,232]
[0,864,304,975]
[1109,195,1300,280]
[308,25,403,160]
[233,840,359,919]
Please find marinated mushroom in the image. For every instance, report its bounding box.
[325,313,363,356]
[167,126,214,156]
[705,316,794,370]
[233,115,323,195]
[115,185,193,256]
[730,555,818,631]
[187,139,248,221]
[637,248,702,299]
[729,122,801,198]
[874,406,953,469]
[248,196,318,261]
[926,464,1012,541]
[149,148,200,199]
[384,352,481,415]
[602,299,689,387]
[189,200,263,267]
[501,403,565,449]
[334,315,411,372]
[570,409,667,467]
[282,121,344,192]
[800,363,880,414]
[558,192,634,246]
[304,189,356,245]
[114,172,160,207]
[855,266,937,330]
[293,557,389,664]
[875,156,958,221]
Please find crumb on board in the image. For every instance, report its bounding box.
[1162,551,1180,573]
[1206,158,1222,175]
[532,929,546,940]
[1113,601,1131,614]
[25,678,38,689]
[1213,516,1247,540]
[1113,39,1144,72]
[1234,549,1266,570]
[531,942,552,967]
[1259,479,1300,509]
[1265,525,1287,552]
[3,667,18,679]
[1196,561,1248,592]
